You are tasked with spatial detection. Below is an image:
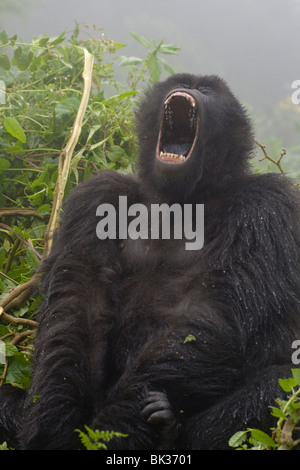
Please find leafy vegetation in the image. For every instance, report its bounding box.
[76,426,127,450]
[229,369,300,450]
[0,25,179,387]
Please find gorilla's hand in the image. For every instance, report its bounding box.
[142,390,180,449]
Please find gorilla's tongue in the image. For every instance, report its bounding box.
[163,143,192,158]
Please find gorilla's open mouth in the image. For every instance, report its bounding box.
[157,91,198,164]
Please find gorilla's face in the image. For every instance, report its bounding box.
[136,74,254,199]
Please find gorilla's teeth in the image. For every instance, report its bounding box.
[159,152,186,162]
[164,104,174,130]
[189,108,197,130]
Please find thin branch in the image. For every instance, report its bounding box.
[10,329,37,346]
[0,274,40,316]
[255,140,286,174]
[0,306,38,328]
[0,270,19,285]
[0,208,48,219]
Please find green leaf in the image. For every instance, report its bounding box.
[0,158,10,169]
[116,90,138,100]
[55,97,80,116]
[0,250,5,270]
[13,46,34,71]
[107,145,127,163]
[38,36,49,47]
[5,343,18,357]
[147,53,161,82]
[0,53,10,70]
[228,431,248,448]
[130,31,151,49]
[279,377,297,392]
[112,42,127,51]
[0,325,10,337]
[4,351,32,389]
[159,44,181,55]
[3,239,10,252]
[0,30,9,45]
[26,247,40,269]
[49,32,66,46]
[120,56,143,67]
[250,429,276,448]
[76,426,127,450]
[270,407,286,419]
[183,334,196,344]
[291,368,300,386]
[9,34,17,46]
[159,57,175,75]
[36,204,51,215]
[4,117,27,143]
[102,90,138,106]
[288,402,300,423]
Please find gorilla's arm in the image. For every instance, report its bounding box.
[1,171,138,450]
[21,171,129,449]
[179,175,300,448]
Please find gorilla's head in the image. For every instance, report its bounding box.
[135,74,254,200]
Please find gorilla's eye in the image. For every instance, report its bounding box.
[197,86,210,95]
[157,91,199,164]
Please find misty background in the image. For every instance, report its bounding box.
[1,0,300,172]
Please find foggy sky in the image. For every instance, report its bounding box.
[2,0,300,149]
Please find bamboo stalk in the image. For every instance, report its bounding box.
[43,48,94,257]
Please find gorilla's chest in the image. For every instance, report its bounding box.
[115,237,205,348]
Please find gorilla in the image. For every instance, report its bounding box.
[0,73,300,450]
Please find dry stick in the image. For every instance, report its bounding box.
[0,47,94,329]
[43,48,94,258]
[0,208,47,219]
[255,140,286,174]
[0,306,38,328]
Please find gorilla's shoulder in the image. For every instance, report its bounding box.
[230,172,299,206]
[71,169,139,196]
[63,170,141,212]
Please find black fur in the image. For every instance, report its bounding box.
[1,74,300,450]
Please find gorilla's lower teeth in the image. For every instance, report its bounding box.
[160,152,186,162]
